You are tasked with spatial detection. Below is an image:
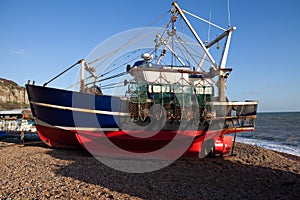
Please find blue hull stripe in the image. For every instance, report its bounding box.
[27,85,123,128]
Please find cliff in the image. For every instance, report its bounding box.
[0,78,29,110]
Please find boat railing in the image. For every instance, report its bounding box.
[217,101,258,129]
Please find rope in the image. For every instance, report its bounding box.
[88,11,170,68]
[91,23,168,74]
[101,81,124,88]
[66,49,150,90]
[179,17,190,65]
[101,84,125,90]
[183,10,226,31]
[98,49,141,77]
[76,8,222,92]
[85,71,128,87]
[65,80,80,90]
[174,34,196,66]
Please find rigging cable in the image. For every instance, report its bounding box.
[85,71,128,87]
[91,22,169,73]
[183,10,226,31]
[101,81,125,88]
[96,48,156,79]
[101,84,126,90]
[175,35,211,72]
[72,48,154,89]
[179,16,191,66]
[88,11,170,67]
[99,49,141,77]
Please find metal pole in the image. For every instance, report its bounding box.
[218,28,235,102]
[80,60,86,92]
[205,27,235,49]
[156,34,186,66]
[43,60,83,87]
[172,2,218,70]
[219,28,235,69]
[231,130,237,156]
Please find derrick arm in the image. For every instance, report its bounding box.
[172,2,218,70]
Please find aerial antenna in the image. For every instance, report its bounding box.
[227,0,231,28]
[206,10,212,44]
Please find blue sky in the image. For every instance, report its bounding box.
[0,0,299,112]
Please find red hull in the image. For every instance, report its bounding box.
[35,124,254,157]
[36,125,81,149]
[78,130,235,159]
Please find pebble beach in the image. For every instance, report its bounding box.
[0,141,299,199]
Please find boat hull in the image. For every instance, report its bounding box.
[36,124,80,148]
[26,84,253,156]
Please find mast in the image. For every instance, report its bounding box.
[173,2,236,102]
[218,27,235,102]
[172,2,218,70]
[80,60,86,92]
[80,59,97,92]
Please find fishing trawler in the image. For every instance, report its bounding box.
[26,2,257,158]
